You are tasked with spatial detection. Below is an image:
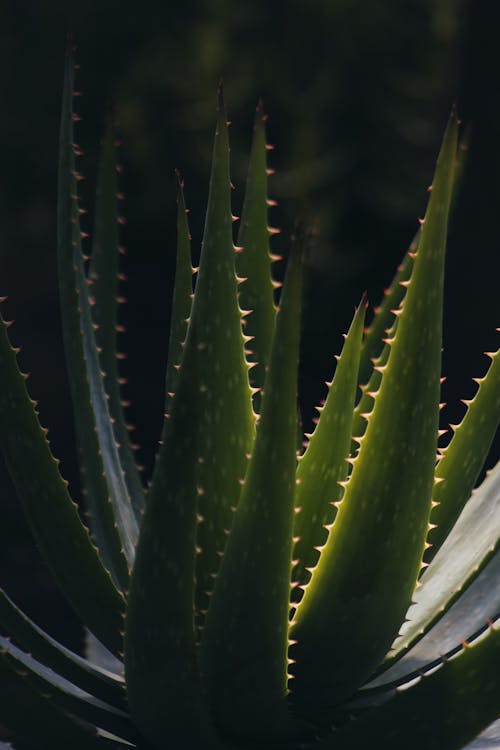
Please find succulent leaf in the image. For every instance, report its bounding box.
[329,623,500,750]
[358,249,414,389]
[0,636,137,744]
[379,458,500,668]
[163,172,194,419]
[125,90,254,748]
[58,42,138,587]
[0,588,125,709]
[0,648,124,750]
[201,237,303,741]
[90,116,146,520]
[358,128,469,392]
[236,102,277,409]
[292,299,366,596]
[0,312,125,657]
[426,343,500,561]
[290,112,458,714]
[366,549,500,691]
[1,52,498,750]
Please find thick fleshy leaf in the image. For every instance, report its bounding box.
[58,42,137,588]
[462,718,500,750]
[125,92,254,748]
[426,344,500,561]
[90,116,145,520]
[163,172,194,419]
[201,240,302,742]
[327,623,500,750]
[0,638,137,745]
[292,300,366,596]
[0,588,125,709]
[357,129,469,392]
[0,650,123,750]
[236,102,277,409]
[376,459,500,670]
[0,313,124,657]
[289,112,458,717]
[358,248,414,388]
[366,550,500,690]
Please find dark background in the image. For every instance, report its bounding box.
[0,0,498,653]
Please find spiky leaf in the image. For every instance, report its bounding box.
[379,459,500,669]
[0,637,136,744]
[163,172,194,418]
[201,239,302,741]
[0,313,124,657]
[426,344,500,560]
[0,649,124,750]
[330,624,500,750]
[58,42,138,588]
[236,102,276,408]
[125,91,254,748]
[292,299,366,595]
[90,116,145,519]
[290,112,458,715]
[0,588,125,709]
[367,550,500,690]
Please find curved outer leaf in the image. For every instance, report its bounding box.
[0,314,124,657]
[0,649,125,750]
[163,172,194,419]
[90,117,145,520]
[366,549,500,690]
[463,718,500,750]
[201,241,302,742]
[426,344,500,561]
[58,42,137,589]
[0,638,137,745]
[328,623,500,750]
[236,102,276,409]
[377,458,500,669]
[125,93,254,748]
[292,300,366,596]
[289,113,458,716]
[0,588,125,709]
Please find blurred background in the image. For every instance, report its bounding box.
[0,0,498,655]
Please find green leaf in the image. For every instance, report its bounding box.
[0,588,126,710]
[236,102,277,410]
[463,719,500,750]
[358,249,414,388]
[0,648,124,750]
[125,90,254,748]
[357,128,469,391]
[201,237,303,742]
[376,459,500,671]
[0,638,137,745]
[426,343,500,561]
[90,114,145,520]
[289,112,458,717]
[292,299,366,597]
[329,624,500,750]
[163,171,194,419]
[58,41,137,588]
[0,312,124,658]
[366,549,500,690]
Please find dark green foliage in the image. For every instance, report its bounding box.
[0,44,498,750]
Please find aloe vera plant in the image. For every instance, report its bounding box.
[0,44,499,750]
